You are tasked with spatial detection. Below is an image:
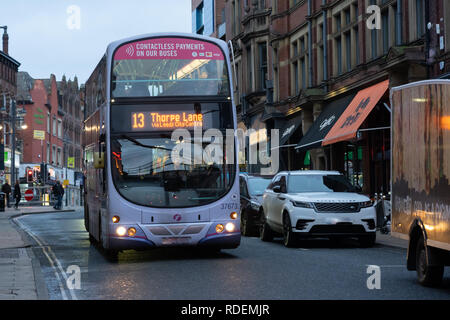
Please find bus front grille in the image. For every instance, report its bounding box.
[147,224,207,236]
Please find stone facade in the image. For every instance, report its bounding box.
[58,76,83,171]
[217,0,449,195]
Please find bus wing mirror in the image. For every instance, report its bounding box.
[94,152,104,169]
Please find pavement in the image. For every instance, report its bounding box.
[0,205,80,300]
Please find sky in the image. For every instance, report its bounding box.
[1,0,192,84]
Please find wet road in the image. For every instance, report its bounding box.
[15,210,450,300]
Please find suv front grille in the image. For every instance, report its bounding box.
[313,202,360,213]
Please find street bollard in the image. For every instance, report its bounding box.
[0,192,5,212]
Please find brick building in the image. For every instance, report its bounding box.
[0,26,21,184]
[220,0,450,196]
[17,72,65,181]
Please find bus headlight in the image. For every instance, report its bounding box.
[116,226,127,237]
[127,227,137,237]
[225,222,235,232]
[215,224,224,233]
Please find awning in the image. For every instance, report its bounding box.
[322,80,389,146]
[295,94,356,150]
[278,115,303,148]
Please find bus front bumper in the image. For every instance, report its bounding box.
[109,223,241,250]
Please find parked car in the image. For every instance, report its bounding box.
[260,170,376,247]
[239,173,272,236]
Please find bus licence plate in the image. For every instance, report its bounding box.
[161,237,192,245]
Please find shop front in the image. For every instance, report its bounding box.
[322,80,391,197]
[275,114,303,171]
[295,93,356,171]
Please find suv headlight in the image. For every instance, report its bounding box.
[359,200,374,208]
[250,200,261,210]
[291,200,314,209]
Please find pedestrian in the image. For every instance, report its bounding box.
[58,181,65,210]
[13,180,21,210]
[2,180,12,208]
[52,180,64,210]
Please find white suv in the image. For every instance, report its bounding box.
[260,171,376,247]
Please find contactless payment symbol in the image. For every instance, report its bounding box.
[126,45,135,57]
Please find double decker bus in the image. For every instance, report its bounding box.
[83,33,240,255]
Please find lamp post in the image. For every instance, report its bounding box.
[11,99,16,186]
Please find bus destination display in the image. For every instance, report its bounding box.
[132,111,203,130]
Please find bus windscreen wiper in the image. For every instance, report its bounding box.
[120,134,172,152]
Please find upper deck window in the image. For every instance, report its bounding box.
[112,37,230,98]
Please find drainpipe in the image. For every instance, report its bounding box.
[322,0,328,92]
[308,0,313,88]
[396,0,402,45]
[424,0,431,78]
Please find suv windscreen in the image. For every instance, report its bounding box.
[288,174,355,193]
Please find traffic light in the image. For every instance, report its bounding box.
[40,163,47,184]
[27,169,33,183]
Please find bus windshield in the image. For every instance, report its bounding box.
[110,102,235,208]
[112,37,230,98]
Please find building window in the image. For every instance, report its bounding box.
[236,0,242,34]
[258,0,265,10]
[58,119,62,138]
[345,32,351,71]
[273,48,279,101]
[47,113,50,133]
[46,143,50,163]
[317,44,324,83]
[195,2,204,34]
[354,27,360,65]
[371,28,378,59]
[57,148,62,166]
[336,36,342,75]
[335,14,341,33]
[344,8,351,26]
[53,117,57,136]
[246,46,253,92]
[52,145,56,165]
[416,0,425,38]
[352,2,359,20]
[300,37,305,54]
[293,61,299,95]
[293,41,298,57]
[382,11,389,54]
[300,58,306,90]
[258,42,267,90]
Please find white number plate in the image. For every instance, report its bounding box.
[161,237,192,245]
